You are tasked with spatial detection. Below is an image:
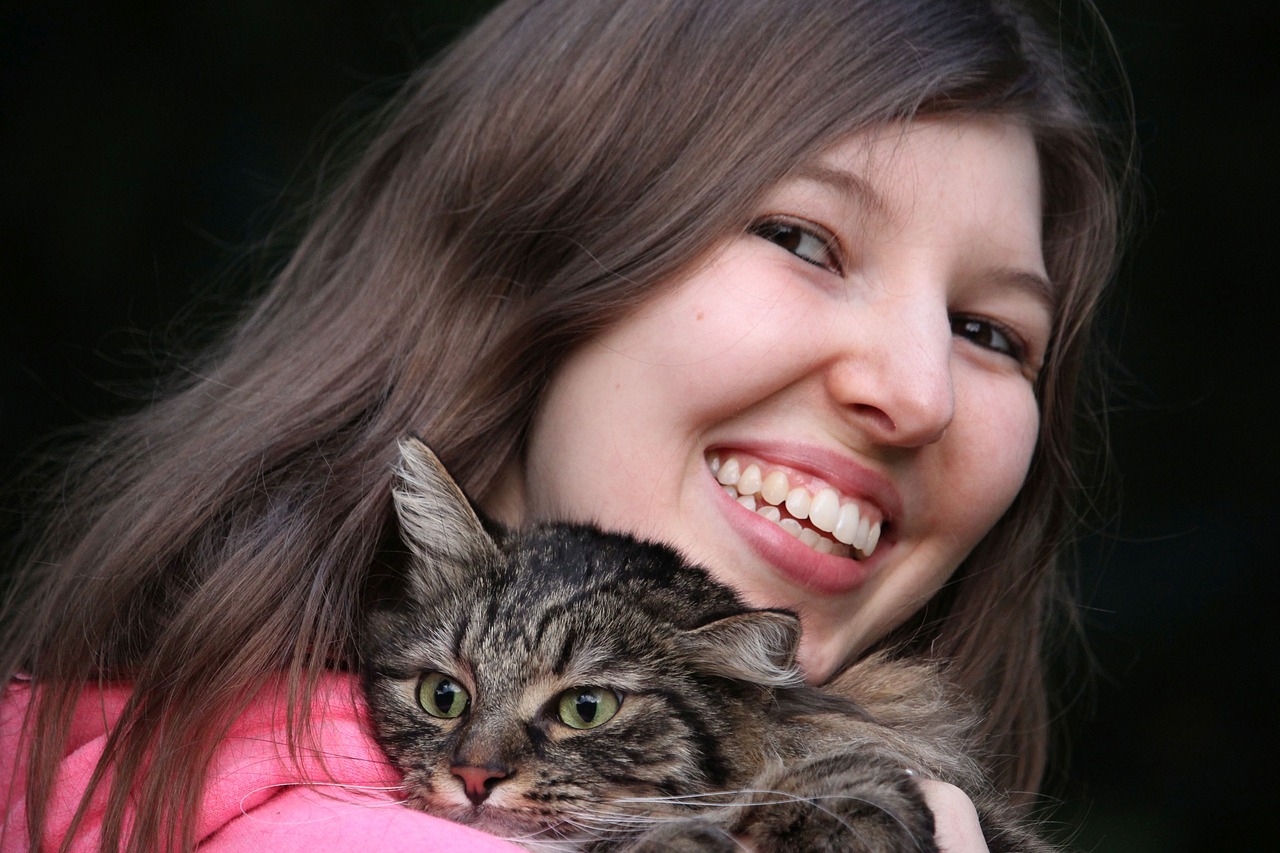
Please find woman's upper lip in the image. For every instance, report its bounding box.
[708,440,903,524]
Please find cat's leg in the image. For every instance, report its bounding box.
[613,816,740,853]
[732,753,939,853]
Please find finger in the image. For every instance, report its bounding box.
[917,778,988,853]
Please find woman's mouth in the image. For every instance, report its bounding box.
[707,452,884,560]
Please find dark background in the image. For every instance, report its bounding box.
[2,2,1275,850]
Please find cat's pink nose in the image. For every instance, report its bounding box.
[450,764,509,805]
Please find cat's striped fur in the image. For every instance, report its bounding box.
[361,438,1052,851]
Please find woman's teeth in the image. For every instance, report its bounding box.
[709,454,883,560]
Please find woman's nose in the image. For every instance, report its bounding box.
[823,299,955,448]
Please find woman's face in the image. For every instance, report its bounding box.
[493,117,1051,681]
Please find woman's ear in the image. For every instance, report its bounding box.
[392,437,500,600]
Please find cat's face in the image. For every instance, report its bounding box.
[363,440,802,841]
[367,583,747,838]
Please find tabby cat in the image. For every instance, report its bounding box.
[361,438,1052,851]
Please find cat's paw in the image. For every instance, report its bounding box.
[619,817,741,852]
[735,754,939,852]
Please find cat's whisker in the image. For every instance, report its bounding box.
[363,443,1049,852]
[514,820,629,851]
[609,788,825,813]
[502,836,586,853]
[569,812,664,828]
[611,791,745,805]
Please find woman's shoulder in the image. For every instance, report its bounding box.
[2,674,522,852]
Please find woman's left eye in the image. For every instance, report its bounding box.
[951,315,1027,362]
[556,686,621,729]
[748,217,842,274]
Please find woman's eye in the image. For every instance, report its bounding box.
[556,686,621,729]
[418,672,470,719]
[951,316,1026,362]
[748,217,842,274]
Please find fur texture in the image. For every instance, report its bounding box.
[361,439,1052,851]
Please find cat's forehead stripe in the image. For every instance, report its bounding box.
[448,606,470,664]
[550,624,577,677]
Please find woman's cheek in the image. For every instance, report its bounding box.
[959,380,1040,525]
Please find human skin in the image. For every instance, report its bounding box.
[490,117,1051,687]
[486,117,1048,853]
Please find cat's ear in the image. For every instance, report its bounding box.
[678,610,805,688]
[393,437,500,585]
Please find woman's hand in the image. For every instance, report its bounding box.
[919,779,990,852]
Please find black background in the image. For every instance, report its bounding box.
[2,2,1276,850]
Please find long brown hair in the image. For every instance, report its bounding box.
[2,1,1129,849]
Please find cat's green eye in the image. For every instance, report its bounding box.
[418,672,469,719]
[556,686,620,730]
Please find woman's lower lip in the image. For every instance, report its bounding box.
[710,474,881,595]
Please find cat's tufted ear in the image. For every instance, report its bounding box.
[392,437,500,589]
[678,610,805,688]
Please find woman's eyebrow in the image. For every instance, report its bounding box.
[987,267,1056,312]
[785,163,893,221]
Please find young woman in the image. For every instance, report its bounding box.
[1,1,1128,850]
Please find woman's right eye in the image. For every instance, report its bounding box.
[748,216,843,275]
[417,672,469,719]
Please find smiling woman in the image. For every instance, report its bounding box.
[508,119,1051,680]
[0,1,1129,851]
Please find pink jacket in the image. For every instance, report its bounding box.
[1,675,523,851]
